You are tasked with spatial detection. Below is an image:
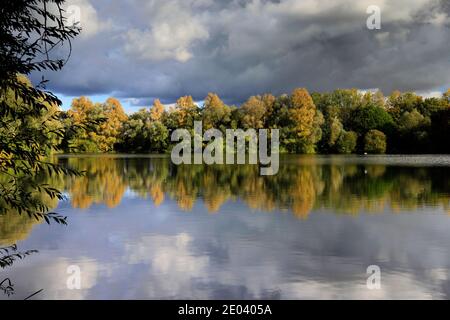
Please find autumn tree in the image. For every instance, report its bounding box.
[239,94,276,130]
[240,96,267,129]
[290,88,316,137]
[364,130,387,154]
[173,95,200,128]
[387,91,423,121]
[69,96,95,123]
[362,90,386,109]
[287,88,322,153]
[64,97,104,152]
[444,89,450,103]
[98,98,128,152]
[150,99,165,121]
[202,93,231,131]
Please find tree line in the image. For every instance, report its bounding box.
[58,86,449,155]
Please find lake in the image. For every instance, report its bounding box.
[1,155,450,299]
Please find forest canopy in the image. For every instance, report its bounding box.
[57,86,449,155]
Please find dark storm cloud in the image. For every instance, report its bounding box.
[32,0,450,105]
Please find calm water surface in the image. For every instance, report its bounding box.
[1,155,450,299]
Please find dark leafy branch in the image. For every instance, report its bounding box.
[1,0,80,224]
[0,245,39,297]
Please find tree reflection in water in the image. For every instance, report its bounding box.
[0,169,62,299]
[0,155,449,299]
[59,155,449,218]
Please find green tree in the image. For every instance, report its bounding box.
[397,109,430,133]
[1,0,80,226]
[147,121,169,152]
[351,104,394,134]
[336,131,358,154]
[324,116,344,151]
[119,109,150,152]
[364,130,387,154]
[266,94,291,130]
[387,91,423,121]
[324,89,362,127]
[119,109,169,153]
[418,97,448,117]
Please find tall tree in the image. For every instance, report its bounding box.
[323,116,343,152]
[387,91,423,121]
[364,130,387,154]
[119,109,169,153]
[336,131,358,154]
[288,88,321,153]
[327,89,362,127]
[65,97,104,152]
[150,99,165,122]
[98,98,128,152]
[202,93,231,131]
[240,95,267,129]
[362,90,386,109]
[351,104,394,134]
[444,89,450,103]
[173,95,200,128]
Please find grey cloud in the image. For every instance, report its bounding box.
[32,0,450,105]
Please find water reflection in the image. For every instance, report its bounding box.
[59,155,449,218]
[1,155,450,299]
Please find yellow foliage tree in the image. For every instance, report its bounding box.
[241,96,267,129]
[444,89,450,103]
[67,96,103,152]
[98,98,128,152]
[150,99,165,121]
[290,88,317,139]
[174,95,199,127]
[68,96,95,124]
[202,93,231,130]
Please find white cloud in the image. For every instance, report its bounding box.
[66,0,112,38]
[428,12,450,26]
[417,90,443,98]
[123,233,210,298]
[123,0,209,62]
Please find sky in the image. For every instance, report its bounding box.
[31,0,450,112]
